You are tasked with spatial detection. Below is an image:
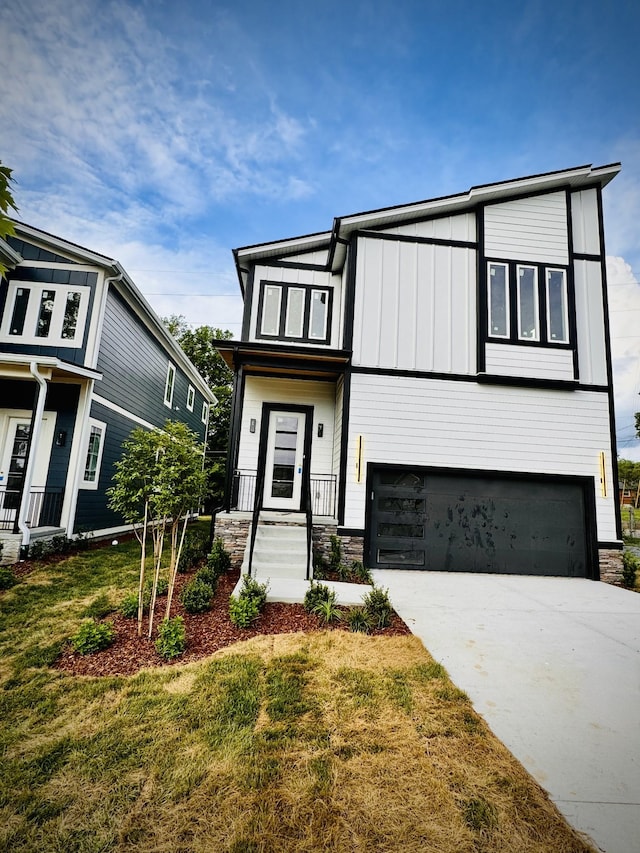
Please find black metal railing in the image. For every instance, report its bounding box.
[303,463,312,580]
[247,468,265,578]
[0,487,64,532]
[231,470,336,517]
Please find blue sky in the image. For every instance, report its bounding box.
[1,0,640,456]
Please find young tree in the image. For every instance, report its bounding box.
[0,161,19,277]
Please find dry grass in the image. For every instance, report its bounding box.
[1,627,596,852]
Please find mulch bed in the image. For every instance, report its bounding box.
[54,567,411,678]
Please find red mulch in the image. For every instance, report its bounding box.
[53,568,411,678]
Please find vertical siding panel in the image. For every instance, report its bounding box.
[575,261,607,386]
[571,190,601,255]
[415,244,432,371]
[397,240,418,370]
[379,241,399,367]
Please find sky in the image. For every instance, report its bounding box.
[1,0,640,457]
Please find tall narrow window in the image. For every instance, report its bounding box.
[187,385,195,412]
[261,285,282,336]
[285,288,305,337]
[201,402,209,424]
[9,288,30,335]
[546,269,568,343]
[61,292,82,339]
[517,266,539,340]
[164,363,176,408]
[36,290,56,337]
[488,263,509,338]
[81,420,106,489]
[309,289,328,339]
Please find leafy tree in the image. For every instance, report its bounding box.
[635,413,640,440]
[0,161,19,276]
[618,458,640,488]
[164,316,233,506]
[107,421,208,638]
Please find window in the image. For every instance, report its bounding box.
[486,261,571,347]
[164,363,176,408]
[81,420,106,489]
[187,385,195,412]
[257,281,332,343]
[201,401,209,424]
[1,281,90,347]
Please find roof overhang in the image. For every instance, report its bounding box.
[0,354,103,382]
[216,339,350,380]
[233,162,622,285]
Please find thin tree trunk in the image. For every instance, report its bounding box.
[147,523,165,640]
[165,513,189,620]
[136,501,149,638]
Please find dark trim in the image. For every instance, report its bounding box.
[343,237,358,352]
[352,365,477,383]
[477,204,486,373]
[224,365,245,511]
[598,541,624,550]
[477,373,579,391]
[337,527,365,537]
[255,280,333,345]
[261,260,328,272]
[241,267,255,340]
[596,185,623,540]
[573,252,602,262]
[565,188,580,381]
[243,367,342,382]
[216,338,350,362]
[337,369,351,526]
[356,229,477,250]
[257,403,314,512]
[364,462,599,580]
[235,232,332,255]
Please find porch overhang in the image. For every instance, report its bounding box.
[216,340,351,380]
[0,354,102,383]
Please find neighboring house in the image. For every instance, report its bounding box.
[0,222,216,563]
[215,163,623,584]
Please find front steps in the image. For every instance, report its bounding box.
[241,512,309,581]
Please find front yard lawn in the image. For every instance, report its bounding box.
[0,529,596,852]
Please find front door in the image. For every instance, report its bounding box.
[263,411,306,510]
[0,414,54,526]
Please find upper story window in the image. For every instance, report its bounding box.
[257,281,332,344]
[164,363,176,408]
[487,261,570,347]
[81,419,106,490]
[187,385,195,412]
[201,401,209,424]
[0,281,90,348]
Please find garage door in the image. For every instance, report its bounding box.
[368,468,592,576]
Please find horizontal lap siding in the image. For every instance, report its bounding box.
[574,261,607,386]
[484,192,568,265]
[485,344,574,380]
[238,377,336,475]
[279,249,330,265]
[382,212,476,242]
[353,237,476,374]
[344,374,616,540]
[571,190,601,255]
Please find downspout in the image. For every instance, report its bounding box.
[18,362,48,557]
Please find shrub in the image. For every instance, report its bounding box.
[313,597,342,625]
[71,620,116,655]
[29,535,73,560]
[145,576,168,597]
[207,537,231,577]
[177,528,209,573]
[362,585,393,629]
[622,551,639,588]
[304,581,333,613]
[312,545,328,579]
[351,560,373,584]
[345,607,372,633]
[229,594,260,628]
[329,535,343,573]
[155,616,186,659]
[239,575,268,610]
[120,592,141,619]
[181,578,214,613]
[336,561,351,582]
[0,566,18,590]
[195,564,220,592]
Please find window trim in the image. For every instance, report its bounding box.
[81,419,106,490]
[164,363,176,408]
[545,267,569,344]
[516,264,540,342]
[186,384,195,412]
[256,281,332,344]
[487,262,510,339]
[0,280,90,348]
[201,401,209,425]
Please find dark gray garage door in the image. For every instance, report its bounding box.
[368,468,591,576]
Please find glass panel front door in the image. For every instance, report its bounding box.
[264,411,306,510]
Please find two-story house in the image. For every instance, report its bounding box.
[0,222,216,563]
[214,163,623,584]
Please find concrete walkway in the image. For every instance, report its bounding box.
[372,571,640,853]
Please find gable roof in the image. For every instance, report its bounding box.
[233,162,621,293]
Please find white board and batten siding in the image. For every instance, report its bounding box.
[352,236,476,374]
[484,191,569,265]
[570,189,601,256]
[237,376,338,477]
[343,373,617,541]
[485,344,575,381]
[247,264,341,348]
[574,260,607,387]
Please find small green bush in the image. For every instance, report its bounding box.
[0,566,18,590]
[622,551,639,588]
[178,528,210,573]
[312,546,328,579]
[195,564,219,592]
[350,560,373,584]
[304,581,333,613]
[345,607,372,633]
[120,592,141,619]
[329,535,343,573]
[363,585,393,629]
[239,575,268,610]
[313,597,342,625]
[155,616,186,659]
[145,576,168,597]
[71,620,116,655]
[229,594,260,628]
[207,537,232,577]
[181,578,214,614]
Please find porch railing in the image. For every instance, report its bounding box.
[231,470,337,518]
[0,487,64,532]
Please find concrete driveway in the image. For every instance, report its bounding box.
[372,570,640,853]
